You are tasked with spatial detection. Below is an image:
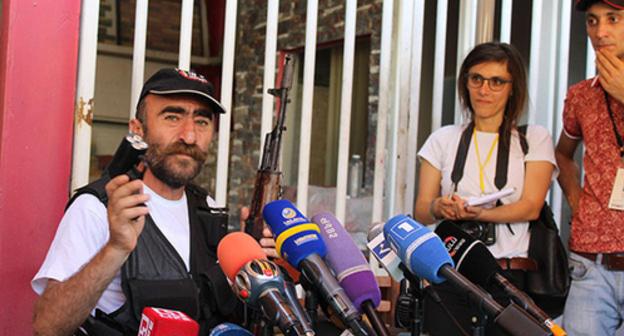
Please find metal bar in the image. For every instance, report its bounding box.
[528,0,559,129]
[552,0,572,227]
[500,0,513,43]
[431,0,448,131]
[372,0,394,223]
[475,0,496,43]
[71,0,101,192]
[215,0,238,206]
[388,0,414,216]
[178,0,194,70]
[404,1,425,214]
[260,0,279,160]
[335,0,357,223]
[586,37,596,78]
[455,0,478,123]
[296,0,319,214]
[129,0,149,119]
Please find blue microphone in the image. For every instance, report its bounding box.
[383,215,551,336]
[263,200,372,336]
[208,322,253,336]
[262,200,326,268]
[382,214,453,284]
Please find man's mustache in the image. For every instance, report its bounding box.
[158,142,208,162]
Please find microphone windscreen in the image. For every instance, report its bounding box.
[262,200,326,267]
[217,232,267,281]
[209,322,253,336]
[312,211,381,311]
[434,221,500,286]
[383,214,453,284]
[138,307,199,336]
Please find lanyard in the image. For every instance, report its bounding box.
[603,89,624,159]
[473,130,499,194]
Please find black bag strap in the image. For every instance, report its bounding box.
[450,123,475,191]
[451,124,528,191]
[517,125,529,155]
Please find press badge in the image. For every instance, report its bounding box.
[608,168,624,211]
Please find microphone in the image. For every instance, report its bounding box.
[217,232,313,336]
[137,307,199,336]
[383,214,551,336]
[208,323,253,336]
[312,212,390,336]
[435,221,567,336]
[367,222,436,335]
[366,223,405,282]
[263,200,372,336]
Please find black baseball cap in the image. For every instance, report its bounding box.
[138,68,226,114]
[576,0,624,11]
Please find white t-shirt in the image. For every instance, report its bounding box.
[418,124,557,258]
[31,184,216,314]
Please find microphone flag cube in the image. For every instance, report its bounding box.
[138,307,199,336]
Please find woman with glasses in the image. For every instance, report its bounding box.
[414,42,557,335]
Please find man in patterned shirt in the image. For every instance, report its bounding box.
[555,0,624,334]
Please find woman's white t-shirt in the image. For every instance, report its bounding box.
[418,124,557,258]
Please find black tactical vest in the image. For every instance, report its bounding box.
[69,178,242,335]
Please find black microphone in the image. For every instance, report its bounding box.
[383,215,551,336]
[435,221,566,336]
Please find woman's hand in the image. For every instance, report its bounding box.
[433,196,459,220]
[436,194,483,221]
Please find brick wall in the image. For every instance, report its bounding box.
[228,0,383,224]
[99,0,205,56]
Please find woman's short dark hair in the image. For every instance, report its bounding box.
[457,42,528,147]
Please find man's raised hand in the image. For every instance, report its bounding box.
[105,174,150,254]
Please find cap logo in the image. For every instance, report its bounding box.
[176,68,208,84]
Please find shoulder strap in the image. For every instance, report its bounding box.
[494,127,512,190]
[493,125,529,190]
[451,124,475,190]
[65,176,111,211]
[452,124,529,192]
[518,124,529,155]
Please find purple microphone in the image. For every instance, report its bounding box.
[311,212,389,336]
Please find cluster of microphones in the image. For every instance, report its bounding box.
[135,199,566,336]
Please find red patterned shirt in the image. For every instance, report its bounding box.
[563,79,624,253]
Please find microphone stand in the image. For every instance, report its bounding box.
[472,302,487,336]
[438,267,551,336]
[361,300,390,336]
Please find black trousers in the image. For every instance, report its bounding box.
[422,270,527,336]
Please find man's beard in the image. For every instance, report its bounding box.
[143,140,208,189]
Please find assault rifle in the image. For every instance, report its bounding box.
[245,54,294,240]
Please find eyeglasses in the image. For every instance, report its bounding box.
[466,73,512,92]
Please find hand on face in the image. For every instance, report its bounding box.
[105,174,151,253]
[597,49,624,103]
